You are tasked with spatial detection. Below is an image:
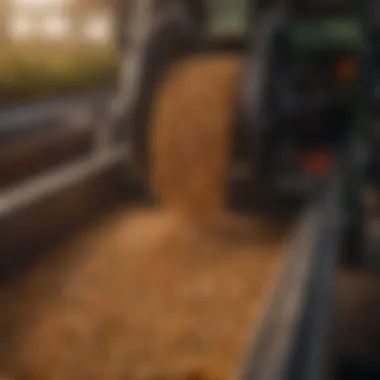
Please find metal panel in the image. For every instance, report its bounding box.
[240,156,346,380]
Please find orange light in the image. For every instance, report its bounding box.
[335,57,358,83]
[300,152,332,178]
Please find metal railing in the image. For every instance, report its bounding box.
[240,154,346,380]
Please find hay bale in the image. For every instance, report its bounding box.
[149,55,244,220]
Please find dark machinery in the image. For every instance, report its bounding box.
[244,3,362,193]
[115,0,376,210]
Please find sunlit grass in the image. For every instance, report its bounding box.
[0,46,118,106]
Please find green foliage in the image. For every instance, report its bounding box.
[0,48,118,106]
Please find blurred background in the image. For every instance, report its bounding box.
[0,0,116,106]
[0,0,125,193]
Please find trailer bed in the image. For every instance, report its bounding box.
[0,208,286,380]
